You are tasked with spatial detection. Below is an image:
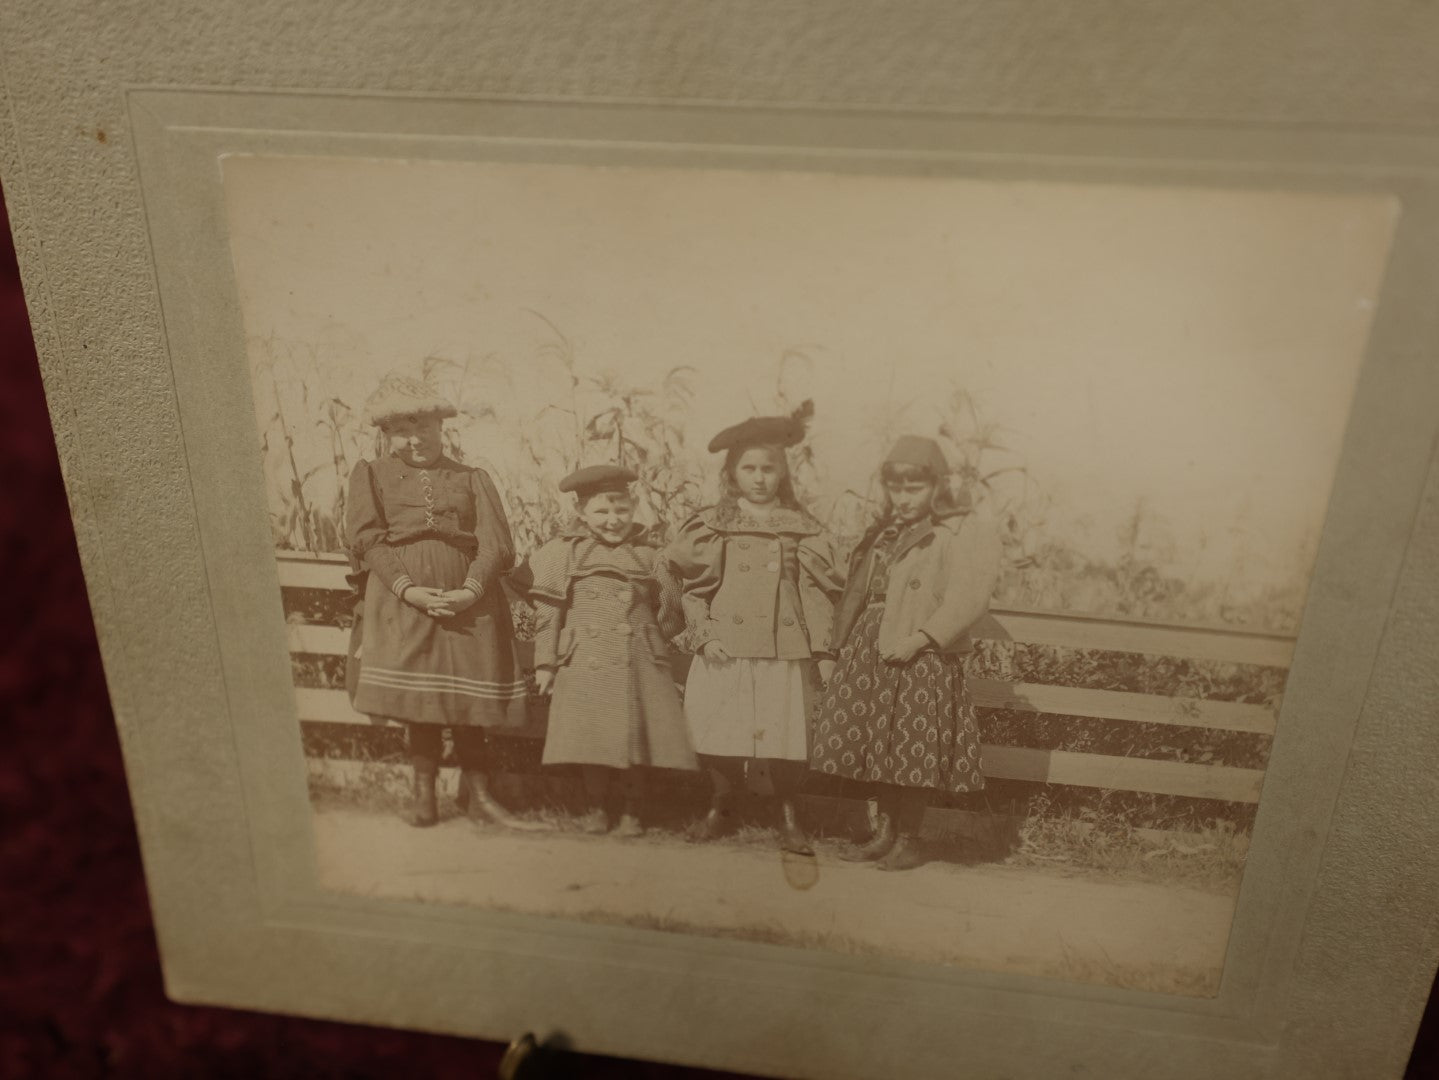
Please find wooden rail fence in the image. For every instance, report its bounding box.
[279,552,1293,809]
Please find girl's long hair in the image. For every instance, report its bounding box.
[712,444,815,526]
[866,461,971,537]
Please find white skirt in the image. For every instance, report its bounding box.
[683,655,814,760]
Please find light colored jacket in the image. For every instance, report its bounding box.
[666,505,844,659]
[832,510,1002,657]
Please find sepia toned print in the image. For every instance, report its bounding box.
[224,153,1396,996]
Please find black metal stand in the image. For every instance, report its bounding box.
[498,1032,577,1080]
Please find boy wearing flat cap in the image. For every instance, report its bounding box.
[512,465,697,836]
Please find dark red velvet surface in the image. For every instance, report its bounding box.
[0,185,1432,1079]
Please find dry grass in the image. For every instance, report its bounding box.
[308,758,1247,894]
[1008,796,1248,894]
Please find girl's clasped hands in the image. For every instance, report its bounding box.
[402,585,479,619]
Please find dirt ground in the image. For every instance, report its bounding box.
[310,806,1237,996]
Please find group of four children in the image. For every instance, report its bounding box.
[344,374,1001,871]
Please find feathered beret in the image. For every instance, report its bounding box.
[707,400,813,453]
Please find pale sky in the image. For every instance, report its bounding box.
[223,154,1396,592]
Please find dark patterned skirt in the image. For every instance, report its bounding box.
[351,538,530,728]
[810,605,984,792]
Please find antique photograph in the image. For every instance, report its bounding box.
[221,153,1396,997]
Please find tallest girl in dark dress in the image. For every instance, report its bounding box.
[345,374,542,830]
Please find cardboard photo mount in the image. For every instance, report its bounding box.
[2,6,1437,1078]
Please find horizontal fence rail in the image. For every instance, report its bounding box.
[276,552,1297,668]
[278,552,1291,806]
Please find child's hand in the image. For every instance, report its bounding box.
[881,632,930,665]
[534,668,556,695]
[403,586,447,613]
[817,658,836,684]
[701,640,732,663]
[438,588,478,613]
[402,586,457,619]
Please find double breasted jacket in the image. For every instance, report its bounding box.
[511,524,695,769]
[666,505,844,660]
[517,524,685,672]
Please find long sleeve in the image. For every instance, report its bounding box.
[665,513,724,650]
[652,555,686,642]
[510,539,569,670]
[918,511,1002,649]
[463,467,517,596]
[531,596,564,670]
[796,533,845,656]
[510,538,569,602]
[829,530,879,654]
[345,459,413,598]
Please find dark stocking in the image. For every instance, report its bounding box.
[841,783,899,861]
[404,723,442,827]
[454,727,551,832]
[767,759,813,856]
[894,786,930,838]
[691,755,744,840]
[614,768,645,837]
[451,726,488,772]
[581,765,612,803]
[875,784,933,872]
[578,766,614,833]
[451,726,485,813]
[766,759,808,799]
[699,754,745,801]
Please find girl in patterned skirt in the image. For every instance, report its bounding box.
[345,374,544,831]
[811,436,1002,870]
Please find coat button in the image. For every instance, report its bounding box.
[766,561,779,572]
[782,616,796,626]
[769,541,780,553]
[909,579,922,589]
[732,614,744,624]
[739,563,751,571]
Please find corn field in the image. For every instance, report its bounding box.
[252,319,1306,634]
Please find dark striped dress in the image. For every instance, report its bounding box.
[345,455,529,728]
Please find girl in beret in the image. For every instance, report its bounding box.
[666,407,844,854]
[511,465,697,836]
[810,436,1002,870]
[345,373,544,831]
